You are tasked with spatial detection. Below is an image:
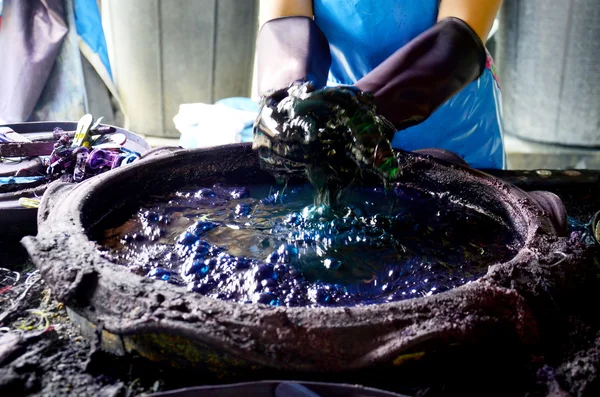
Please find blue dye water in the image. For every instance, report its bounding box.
[102,184,520,307]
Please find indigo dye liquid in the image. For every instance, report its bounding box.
[101,183,520,307]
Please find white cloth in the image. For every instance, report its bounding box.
[174,103,257,148]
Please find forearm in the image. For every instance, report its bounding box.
[259,0,313,26]
[438,0,503,42]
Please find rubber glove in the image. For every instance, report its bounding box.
[255,16,332,97]
[253,82,400,205]
[354,17,487,131]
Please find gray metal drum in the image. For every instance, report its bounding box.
[102,0,258,138]
[496,0,600,146]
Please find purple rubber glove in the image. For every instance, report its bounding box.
[255,16,332,97]
[354,17,487,131]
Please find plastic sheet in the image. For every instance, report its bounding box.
[0,0,120,124]
[0,0,68,122]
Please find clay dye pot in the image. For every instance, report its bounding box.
[22,143,592,374]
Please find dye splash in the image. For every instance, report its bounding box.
[102,183,520,307]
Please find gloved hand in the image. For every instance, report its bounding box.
[253,82,399,205]
[255,16,332,97]
[254,16,486,176]
[353,17,487,131]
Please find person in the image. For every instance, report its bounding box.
[254,0,569,235]
[254,0,505,169]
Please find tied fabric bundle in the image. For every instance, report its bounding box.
[253,82,398,206]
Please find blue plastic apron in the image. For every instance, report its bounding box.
[313,0,506,169]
